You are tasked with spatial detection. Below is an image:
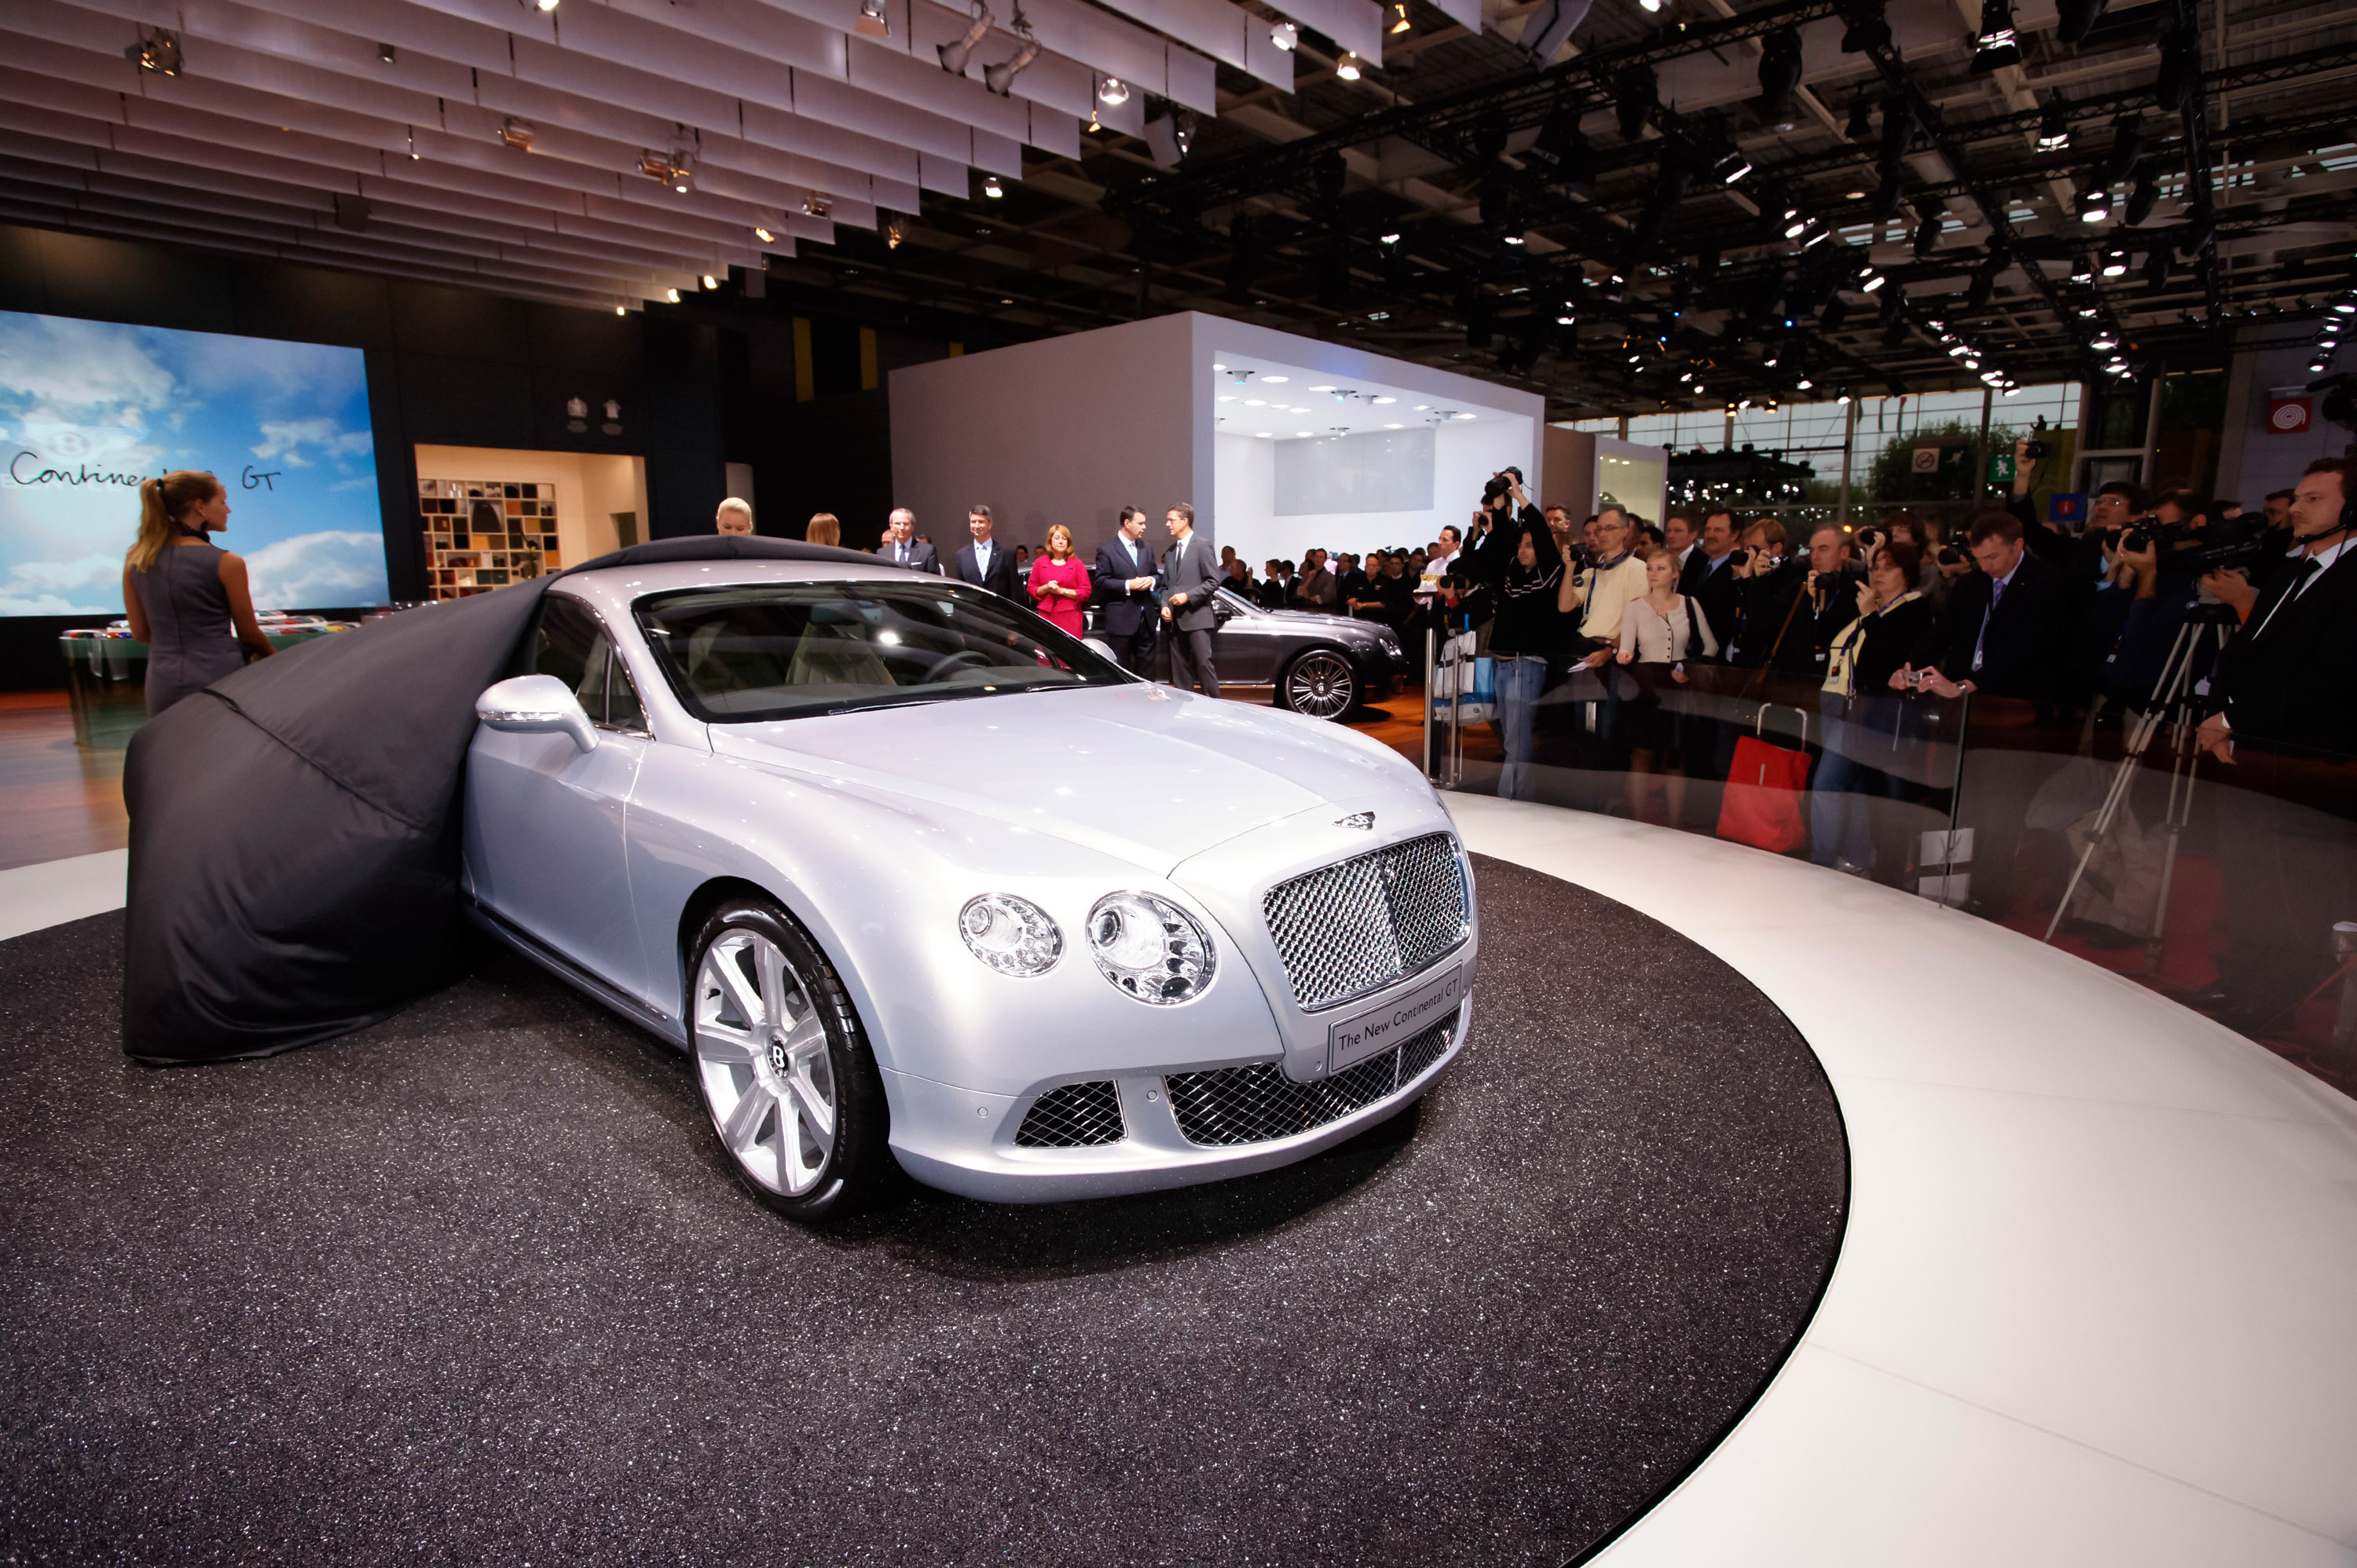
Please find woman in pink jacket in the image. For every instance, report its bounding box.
[1027,523,1090,637]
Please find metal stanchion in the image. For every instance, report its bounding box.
[1421,625,1437,782]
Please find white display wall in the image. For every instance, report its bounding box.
[888,313,1542,565]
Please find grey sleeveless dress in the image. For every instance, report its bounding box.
[132,541,248,716]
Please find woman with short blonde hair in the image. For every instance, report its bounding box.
[1027,523,1089,637]
[123,468,274,715]
[805,512,841,547]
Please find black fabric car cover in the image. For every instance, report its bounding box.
[121,536,878,1064]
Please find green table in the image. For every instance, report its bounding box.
[58,631,338,750]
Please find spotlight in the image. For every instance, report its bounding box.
[1859,264,1887,292]
[2101,115,2146,184]
[804,192,831,217]
[938,2,995,74]
[1841,5,1892,54]
[1713,148,1754,185]
[1757,28,1803,117]
[1270,20,1299,49]
[1529,103,1597,192]
[753,226,775,243]
[1638,0,1662,10]
[2037,101,2072,151]
[981,174,1003,198]
[1846,95,1874,139]
[1837,385,1854,404]
[2336,297,2357,315]
[2055,0,2108,43]
[1098,75,1129,105]
[1389,1,1411,33]
[884,215,906,248]
[2101,249,2128,277]
[500,116,534,151]
[857,0,889,36]
[1335,51,1364,80]
[616,306,626,316]
[984,19,1042,97]
[665,288,681,303]
[2077,181,2112,224]
[2124,166,2160,225]
[1912,205,1943,260]
[535,0,559,10]
[1971,0,2021,70]
[1615,66,1657,141]
[2070,253,2094,284]
[640,148,694,192]
[126,27,181,75]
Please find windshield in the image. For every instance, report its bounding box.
[635,580,1131,723]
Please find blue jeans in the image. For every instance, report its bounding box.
[1497,656,1549,800]
[1809,709,1908,870]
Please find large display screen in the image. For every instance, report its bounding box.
[0,310,387,617]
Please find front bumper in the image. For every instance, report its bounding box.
[882,994,1471,1202]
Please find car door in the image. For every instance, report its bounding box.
[466,592,652,997]
[1210,589,1281,685]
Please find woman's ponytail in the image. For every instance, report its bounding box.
[127,470,221,573]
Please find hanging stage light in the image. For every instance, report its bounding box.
[2124,164,2160,225]
[2077,181,2112,224]
[1529,102,1598,192]
[981,174,1003,197]
[126,27,182,75]
[1971,0,2022,70]
[1335,51,1365,80]
[857,0,889,35]
[2101,115,2146,185]
[984,16,1042,97]
[1389,0,1411,33]
[1846,94,1874,140]
[1270,20,1299,49]
[1858,262,1886,292]
[2070,252,2094,284]
[1713,146,1754,185]
[2101,248,2128,277]
[939,2,995,72]
[1840,2,1892,54]
[2037,101,2072,151]
[1757,27,1803,118]
[1912,203,1944,260]
[1615,67,1658,141]
[1098,75,1130,105]
[2055,0,2108,43]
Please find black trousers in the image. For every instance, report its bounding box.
[1109,618,1157,678]
[1168,625,1221,698]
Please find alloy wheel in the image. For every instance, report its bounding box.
[1285,650,1358,720]
[694,929,838,1196]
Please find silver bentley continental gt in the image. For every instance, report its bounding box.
[464,558,1477,1219]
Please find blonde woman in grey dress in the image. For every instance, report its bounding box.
[121,469,273,716]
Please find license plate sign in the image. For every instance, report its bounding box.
[1327,963,1464,1074]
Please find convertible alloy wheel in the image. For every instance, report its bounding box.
[689,899,890,1218]
[1282,650,1358,721]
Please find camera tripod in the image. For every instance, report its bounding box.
[2044,603,2241,970]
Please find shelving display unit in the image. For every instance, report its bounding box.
[417,478,561,599]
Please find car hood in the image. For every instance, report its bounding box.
[706,682,1417,875]
[1259,607,1387,639]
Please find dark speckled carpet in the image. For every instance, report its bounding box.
[0,855,1845,1567]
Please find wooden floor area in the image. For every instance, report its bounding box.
[0,692,128,874]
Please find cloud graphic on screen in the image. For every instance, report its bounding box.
[242,530,387,609]
[252,418,372,467]
[0,551,121,616]
[0,317,174,411]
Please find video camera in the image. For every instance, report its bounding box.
[1482,474,1516,506]
[2121,515,2271,576]
[2022,414,2051,462]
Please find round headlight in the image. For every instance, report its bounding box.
[958,893,1062,976]
[1086,892,1216,1005]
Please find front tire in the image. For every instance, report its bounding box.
[1280,648,1359,721]
[688,899,891,1221]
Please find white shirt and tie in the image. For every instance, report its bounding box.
[972,537,994,577]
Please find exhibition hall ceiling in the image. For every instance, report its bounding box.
[0,0,2350,418]
[1211,354,1513,438]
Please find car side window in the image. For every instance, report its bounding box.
[584,642,647,733]
[532,595,600,692]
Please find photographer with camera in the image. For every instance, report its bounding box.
[1739,523,1865,677]
[1892,509,2075,704]
[1552,506,1646,668]
[2183,457,2357,1031]
[1684,507,1749,644]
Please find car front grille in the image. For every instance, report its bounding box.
[1261,832,1471,1011]
[1164,1020,1456,1147]
[1013,1080,1126,1148]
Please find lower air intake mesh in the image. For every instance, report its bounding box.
[1014,1080,1126,1147]
[1164,1020,1456,1148]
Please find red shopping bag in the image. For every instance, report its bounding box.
[1717,710,1812,854]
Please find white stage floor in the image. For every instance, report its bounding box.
[1446,794,2357,1566]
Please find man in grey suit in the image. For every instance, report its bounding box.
[881,508,940,573]
[1156,501,1222,698]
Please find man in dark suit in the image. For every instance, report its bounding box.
[880,507,940,573]
[1091,505,1159,676]
[1897,510,2075,705]
[2189,456,2357,1025]
[1156,501,1222,698]
[952,504,1020,599]
[1684,507,1748,645]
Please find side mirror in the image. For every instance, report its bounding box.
[477,674,596,753]
[1083,636,1120,663]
